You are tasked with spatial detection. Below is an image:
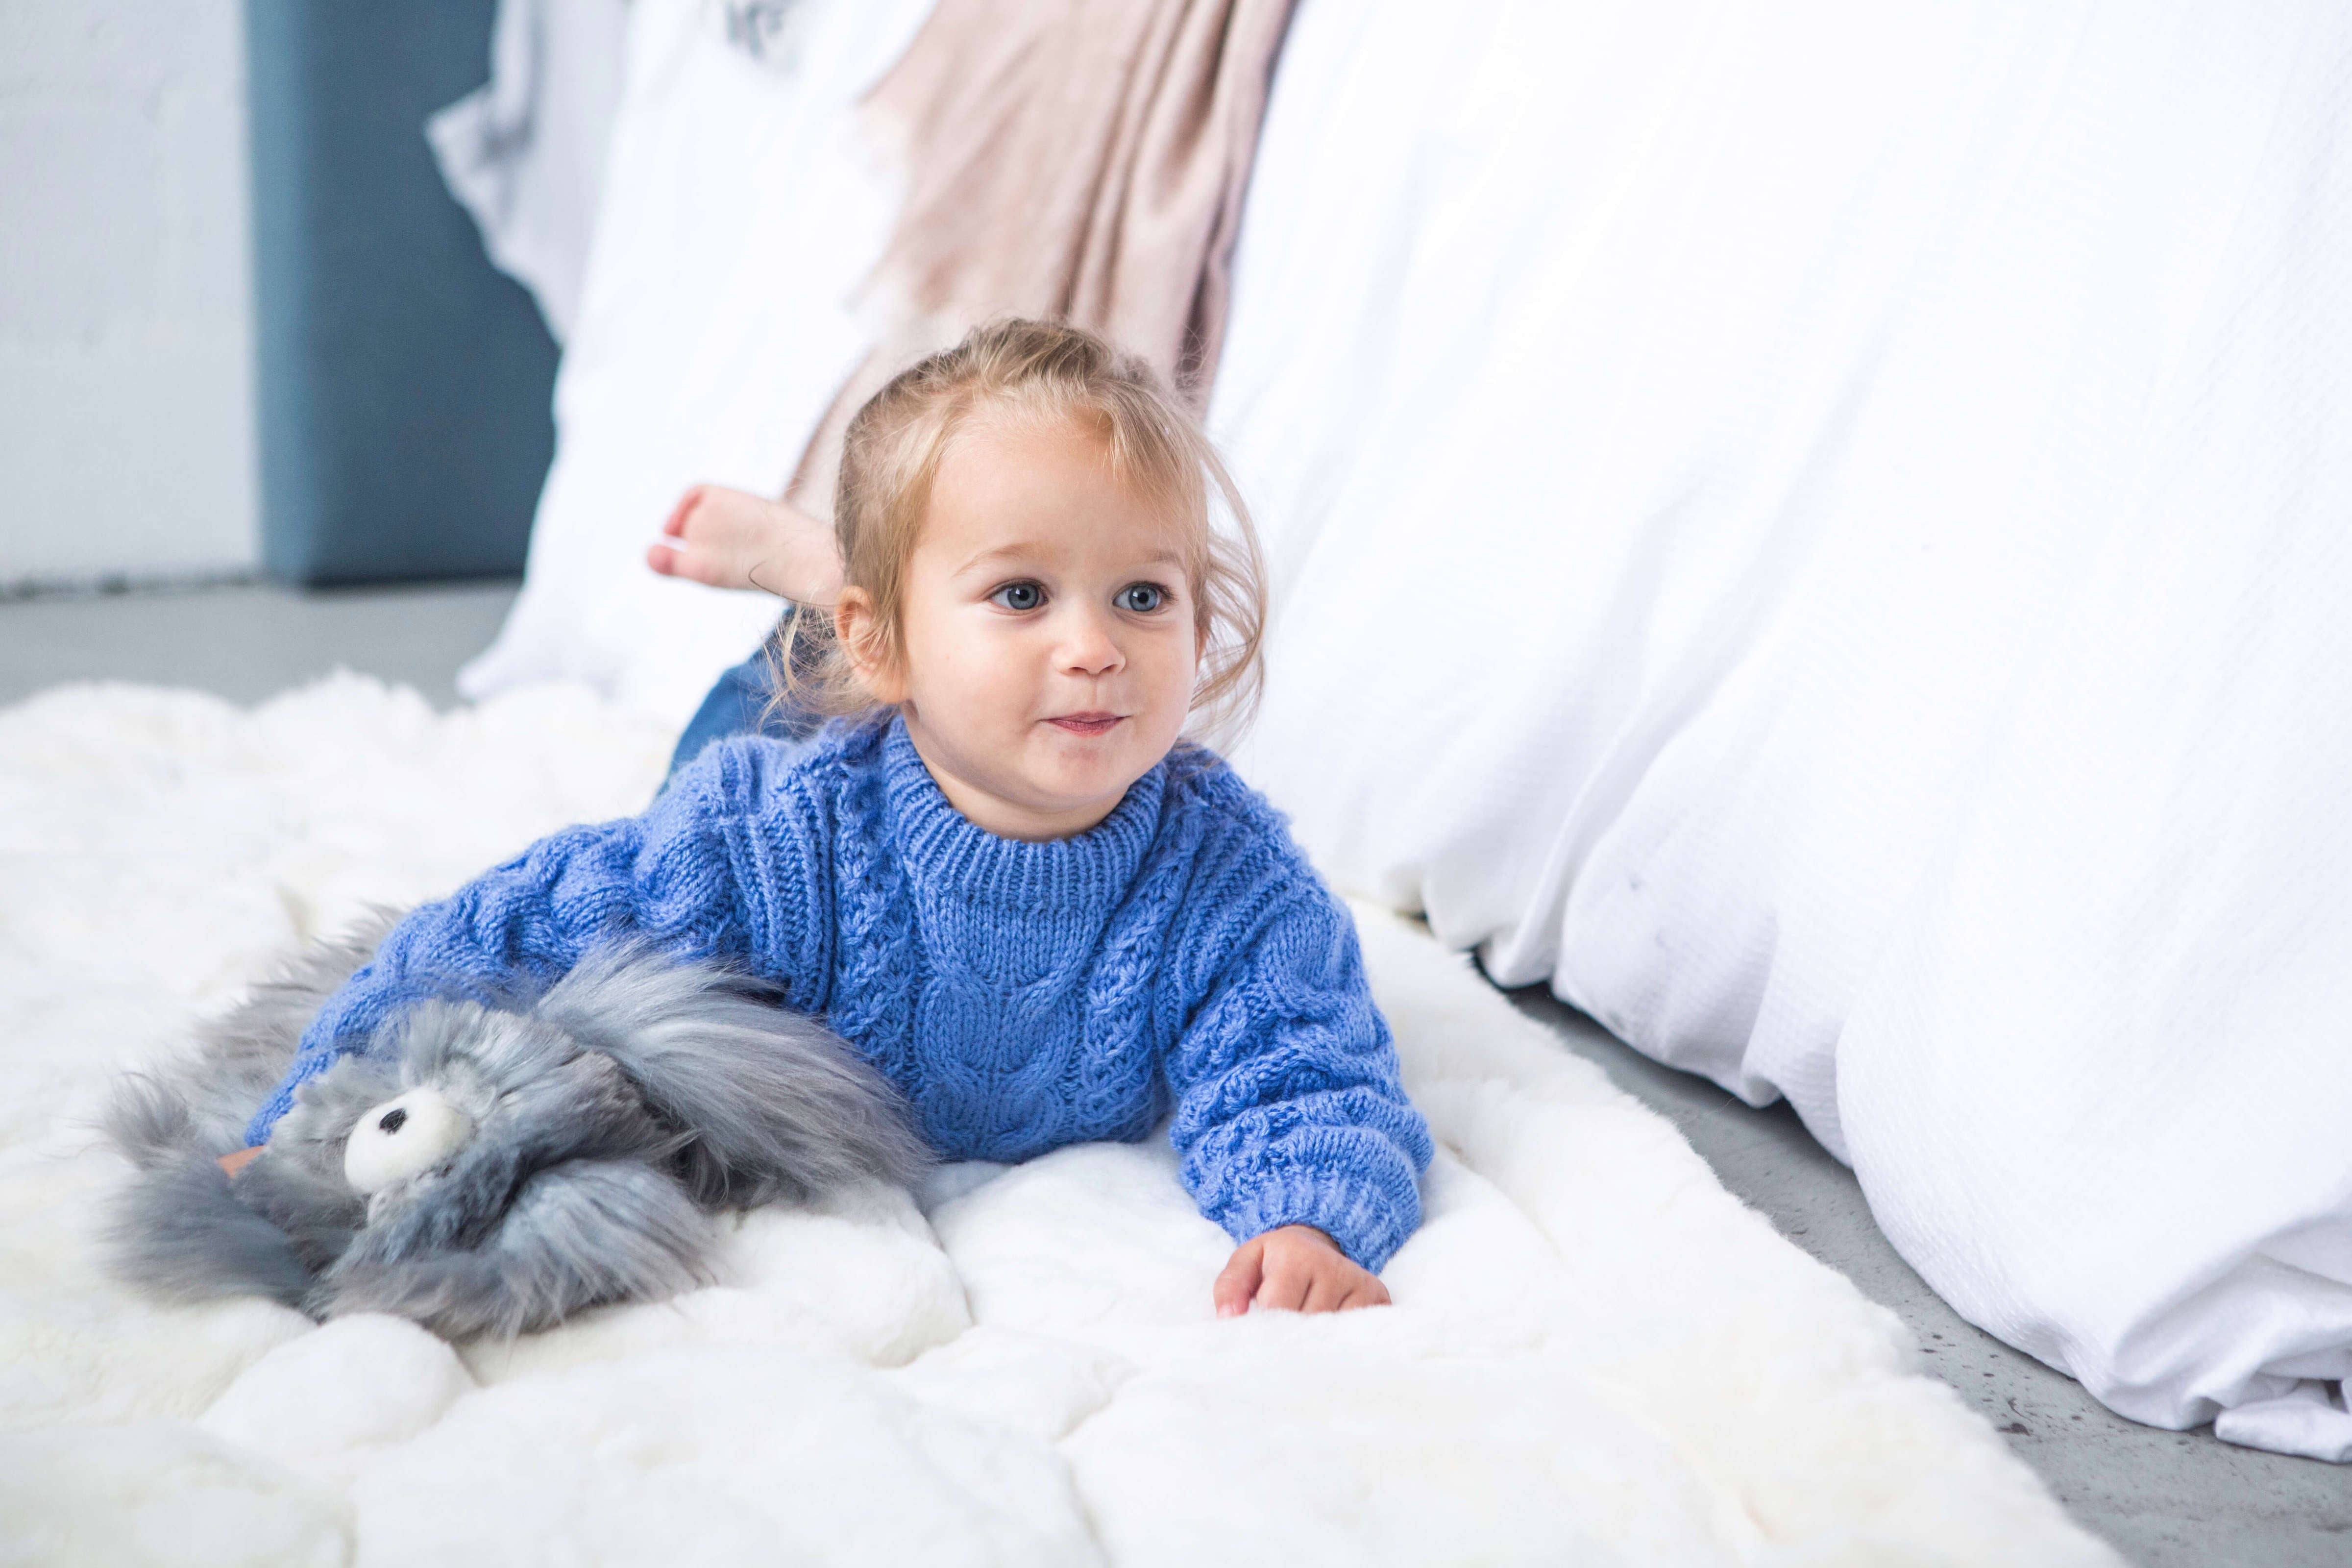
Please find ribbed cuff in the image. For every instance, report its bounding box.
[1216,1165,1421,1274]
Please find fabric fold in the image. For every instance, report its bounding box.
[786,0,1297,517]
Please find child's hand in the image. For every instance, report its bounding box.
[1213,1224,1391,1316]
[648,485,843,603]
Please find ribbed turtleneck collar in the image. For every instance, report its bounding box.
[879,715,1165,913]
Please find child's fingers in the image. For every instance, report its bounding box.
[1220,1232,1388,1316]
[1254,1260,1312,1313]
[661,486,705,539]
[1213,1241,1265,1317]
[646,541,681,576]
[1301,1270,1348,1314]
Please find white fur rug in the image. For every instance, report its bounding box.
[0,678,2115,1567]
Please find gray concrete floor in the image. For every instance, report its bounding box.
[3,581,2345,1566]
[0,579,519,710]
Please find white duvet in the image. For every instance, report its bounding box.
[1210,0,2352,1462]
[0,678,2111,1566]
[453,0,935,720]
[444,0,2352,1463]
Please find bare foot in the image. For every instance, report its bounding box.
[647,485,843,603]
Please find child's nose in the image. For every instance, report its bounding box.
[1056,605,1125,676]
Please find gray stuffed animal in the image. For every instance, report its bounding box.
[101,914,927,1339]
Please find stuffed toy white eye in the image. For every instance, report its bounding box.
[343,1086,473,1193]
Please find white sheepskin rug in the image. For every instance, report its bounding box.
[0,677,2117,1567]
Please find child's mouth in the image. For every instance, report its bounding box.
[1048,712,1125,736]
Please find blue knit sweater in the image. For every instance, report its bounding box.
[247,716,1432,1271]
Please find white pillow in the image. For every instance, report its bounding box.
[1214,0,2352,1459]
[457,0,933,725]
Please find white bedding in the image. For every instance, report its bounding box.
[453,0,934,722]
[0,678,2114,1566]
[427,0,631,344]
[1212,0,2352,1459]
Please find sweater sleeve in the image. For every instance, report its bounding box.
[1165,887,1434,1273]
[242,740,815,1145]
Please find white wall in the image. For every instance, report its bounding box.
[0,0,258,588]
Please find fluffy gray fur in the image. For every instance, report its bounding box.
[102,915,925,1339]
[106,911,402,1162]
[531,947,930,1205]
[321,1161,711,1339]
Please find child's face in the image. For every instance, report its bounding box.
[862,411,1200,841]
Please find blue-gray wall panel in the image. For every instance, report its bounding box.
[247,0,557,584]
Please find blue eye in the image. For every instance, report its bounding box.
[991,581,1044,611]
[1117,583,1166,613]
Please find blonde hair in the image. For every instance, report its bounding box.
[775,318,1267,739]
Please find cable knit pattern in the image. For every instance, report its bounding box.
[247,716,1432,1270]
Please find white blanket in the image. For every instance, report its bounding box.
[427,0,631,344]
[453,0,935,721]
[1209,0,2352,1460]
[0,679,2110,1566]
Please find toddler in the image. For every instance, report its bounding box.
[240,320,1431,1315]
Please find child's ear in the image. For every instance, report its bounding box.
[835,588,910,705]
